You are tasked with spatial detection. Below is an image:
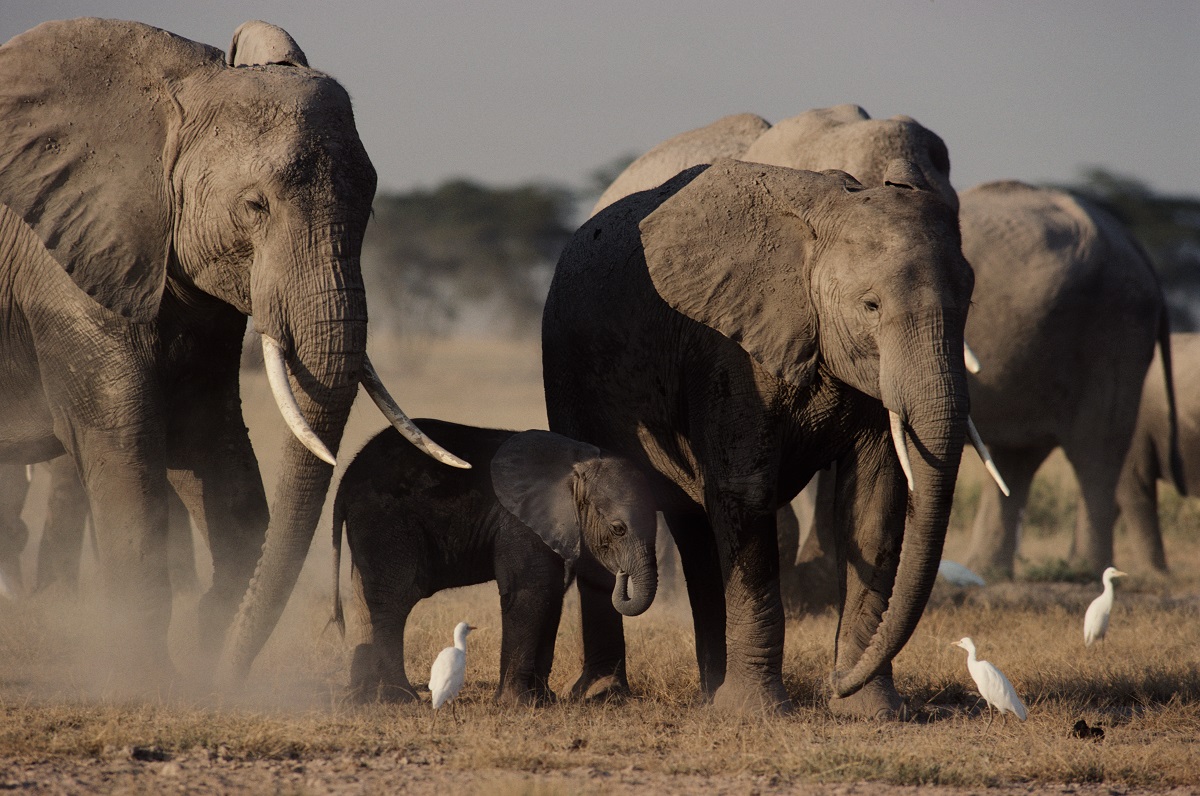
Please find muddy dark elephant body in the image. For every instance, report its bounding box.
[332,421,658,704]
[960,181,1176,578]
[1117,332,1196,572]
[543,159,974,716]
[0,19,456,684]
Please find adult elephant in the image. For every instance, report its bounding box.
[0,18,463,685]
[960,181,1178,578]
[1115,333,1195,572]
[544,158,978,716]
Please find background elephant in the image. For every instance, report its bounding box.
[1116,332,1196,572]
[0,458,198,596]
[592,104,957,216]
[543,159,975,717]
[960,181,1177,578]
[227,20,309,68]
[0,19,459,684]
[331,421,659,705]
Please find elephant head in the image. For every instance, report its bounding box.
[592,104,955,216]
[639,159,973,698]
[0,19,464,680]
[492,431,658,616]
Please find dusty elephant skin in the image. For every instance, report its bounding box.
[1117,332,1197,572]
[959,181,1177,579]
[543,159,974,718]
[330,421,658,705]
[0,17,421,687]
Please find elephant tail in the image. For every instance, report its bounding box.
[328,488,347,638]
[1157,311,1187,497]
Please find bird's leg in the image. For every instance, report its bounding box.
[986,704,994,731]
[452,701,459,724]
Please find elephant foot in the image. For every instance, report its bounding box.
[568,672,631,703]
[495,683,556,706]
[828,675,907,721]
[348,643,417,704]
[712,678,792,716]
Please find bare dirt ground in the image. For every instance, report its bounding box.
[3,335,1199,794]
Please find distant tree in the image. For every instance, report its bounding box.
[1061,168,1200,331]
[362,179,575,337]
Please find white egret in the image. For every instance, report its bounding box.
[952,637,1027,727]
[1083,566,1127,646]
[938,559,986,588]
[430,621,475,727]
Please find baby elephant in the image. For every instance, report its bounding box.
[331,420,658,704]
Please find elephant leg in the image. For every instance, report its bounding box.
[165,489,200,594]
[367,602,418,703]
[708,508,790,714]
[663,508,726,698]
[963,445,1049,580]
[497,581,564,705]
[35,455,90,593]
[1064,442,1126,576]
[792,467,840,613]
[163,321,268,663]
[1115,442,1168,573]
[827,445,906,720]
[0,464,31,595]
[569,562,629,700]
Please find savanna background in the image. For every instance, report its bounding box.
[2,167,1199,794]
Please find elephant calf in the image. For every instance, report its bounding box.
[331,420,658,704]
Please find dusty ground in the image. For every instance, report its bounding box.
[3,335,1199,794]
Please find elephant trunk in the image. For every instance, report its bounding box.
[611,547,658,616]
[219,251,369,684]
[833,317,968,698]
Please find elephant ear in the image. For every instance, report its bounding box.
[0,19,218,322]
[491,430,602,566]
[639,158,824,390]
[227,21,310,67]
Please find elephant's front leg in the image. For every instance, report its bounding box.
[163,318,269,666]
[827,438,907,719]
[569,556,629,701]
[709,507,790,714]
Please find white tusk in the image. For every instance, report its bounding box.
[360,356,471,469]
[889,410,915,492]
[25,464,33,483]
[966,416,1010,497]
[963,341,981,374]
[262,335,337,466]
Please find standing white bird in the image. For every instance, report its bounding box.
[429,621,475,727]
[952,637,1027,727]
[1083,566,1128,646]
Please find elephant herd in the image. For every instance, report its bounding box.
[0,18,1188,719]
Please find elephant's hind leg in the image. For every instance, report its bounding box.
[963,445,1050,579]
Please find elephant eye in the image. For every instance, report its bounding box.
[245,197,269,216]
[862,298,880,313]
[610,520,627,537]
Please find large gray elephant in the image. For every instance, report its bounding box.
[331,421,658,705]
[543,158,975,716]
[960,181,1177,578]
[0,19,462,685]
[1116,332,1195,572]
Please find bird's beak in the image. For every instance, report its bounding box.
[1113,570,1128,578]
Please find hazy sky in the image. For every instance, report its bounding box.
[4,2,1198,197]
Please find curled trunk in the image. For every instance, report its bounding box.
[611,552,658,616]
[833,322,968,698]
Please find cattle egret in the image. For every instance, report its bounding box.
[938,559,986,588]
[952,637,1027,727]
[1083,566,1127,646]
[430,621,475,727]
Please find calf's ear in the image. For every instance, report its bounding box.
[491,430,601,566]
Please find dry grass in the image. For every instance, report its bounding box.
[2,335,1199,792]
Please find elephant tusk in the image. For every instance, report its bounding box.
[889,410,915,492]
[262,335,337,467]
[964,341,981,374]
[360,356,471,469]
[966,416,1010,497]
[25,464,33,483]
